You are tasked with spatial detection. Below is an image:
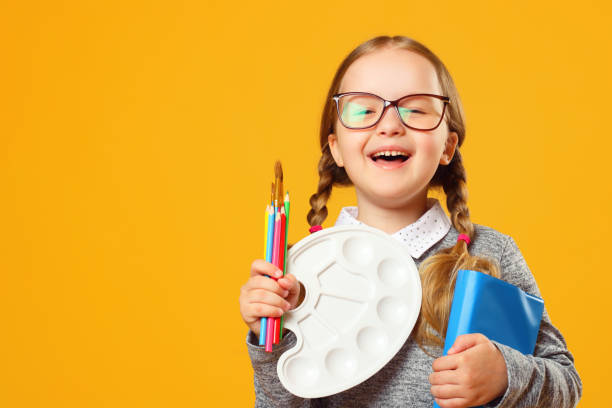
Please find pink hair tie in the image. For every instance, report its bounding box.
[457,233,471,245]
[309,225,322,234]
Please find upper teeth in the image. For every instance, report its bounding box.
[372,151,407,157]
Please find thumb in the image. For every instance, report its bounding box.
[447,333,483,354]
[279,274,301,309]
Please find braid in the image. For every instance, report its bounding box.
[442,150,474,239]
[414,149,500,356]
[307,146,348,227]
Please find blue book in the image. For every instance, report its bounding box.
[433,269,544,408]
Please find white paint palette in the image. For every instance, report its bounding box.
[277,224,422,398]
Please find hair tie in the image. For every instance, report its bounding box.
[309,225,323,234]
[457,233,471,245]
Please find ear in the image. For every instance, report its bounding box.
[328,133,344,167]
[439,131,458,165]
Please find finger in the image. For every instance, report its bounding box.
[429,370,460,386]
[430,384,465,400]
[432,355,458,372]
[447,333,485,354]
[244,302,285,320]
[245,276,289,297]
[434,397,469,408]
[250,259,283,279]
[278,274,302,308]
[277,274,298,291]
[247,289,291,311]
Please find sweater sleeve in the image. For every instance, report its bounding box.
[483,236,582,408]
[246,329,314,407]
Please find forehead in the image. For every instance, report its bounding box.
[338,48,441,99]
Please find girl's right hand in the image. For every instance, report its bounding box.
[239,259,302,337]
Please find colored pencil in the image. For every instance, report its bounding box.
[265,305,275,352]
[266,204,279,351]
[265,205,275,263]
[283,192,290,272]
[259,205,275,346]
[273,210,283,345]
[264,205,269,258]
[280,191,290,340]
[259,205,269,346]
[261,183,276,349]
[274,206,286,344]
[260,183,276,347]
[265,211,282,352]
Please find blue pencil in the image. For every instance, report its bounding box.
[266,206,275,262]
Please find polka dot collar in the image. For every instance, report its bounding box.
[333,198,452,259]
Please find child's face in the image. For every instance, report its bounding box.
[328,48,458,209]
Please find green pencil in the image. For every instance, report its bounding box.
[280,191,290,340]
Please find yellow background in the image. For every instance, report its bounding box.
[1,1,609,406]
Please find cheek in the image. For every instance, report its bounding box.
[418,136,444,157]
[338,132,368,157]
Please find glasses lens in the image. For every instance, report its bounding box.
[337,94,383,128]
[397,95,445,130]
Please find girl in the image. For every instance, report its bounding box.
[238,35,582,407]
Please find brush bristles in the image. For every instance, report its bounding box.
[274,176,282,206]
[275,160,283,182]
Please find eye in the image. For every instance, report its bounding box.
[399,107,424,115]
[344,102,376,116]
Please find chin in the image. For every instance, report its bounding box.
[370,188,416,205]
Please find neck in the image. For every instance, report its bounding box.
[355,191,430,235]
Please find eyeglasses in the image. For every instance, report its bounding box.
[332,92,450,131]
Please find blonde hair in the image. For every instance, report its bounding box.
[307,35,500,355]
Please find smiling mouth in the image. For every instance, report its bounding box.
[370,152,410,163]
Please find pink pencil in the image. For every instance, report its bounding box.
[265,211,282,352]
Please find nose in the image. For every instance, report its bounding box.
[375,104,405,137]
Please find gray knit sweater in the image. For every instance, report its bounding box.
[245,224,582,407]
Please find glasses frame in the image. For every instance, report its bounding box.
[332,92,451,131]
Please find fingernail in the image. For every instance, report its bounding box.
[282,290,289,297]
[275,269,283,277]
[284,301,291,310]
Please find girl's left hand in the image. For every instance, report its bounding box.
[429,333,508,408]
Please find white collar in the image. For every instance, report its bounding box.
[333,198,452,258]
